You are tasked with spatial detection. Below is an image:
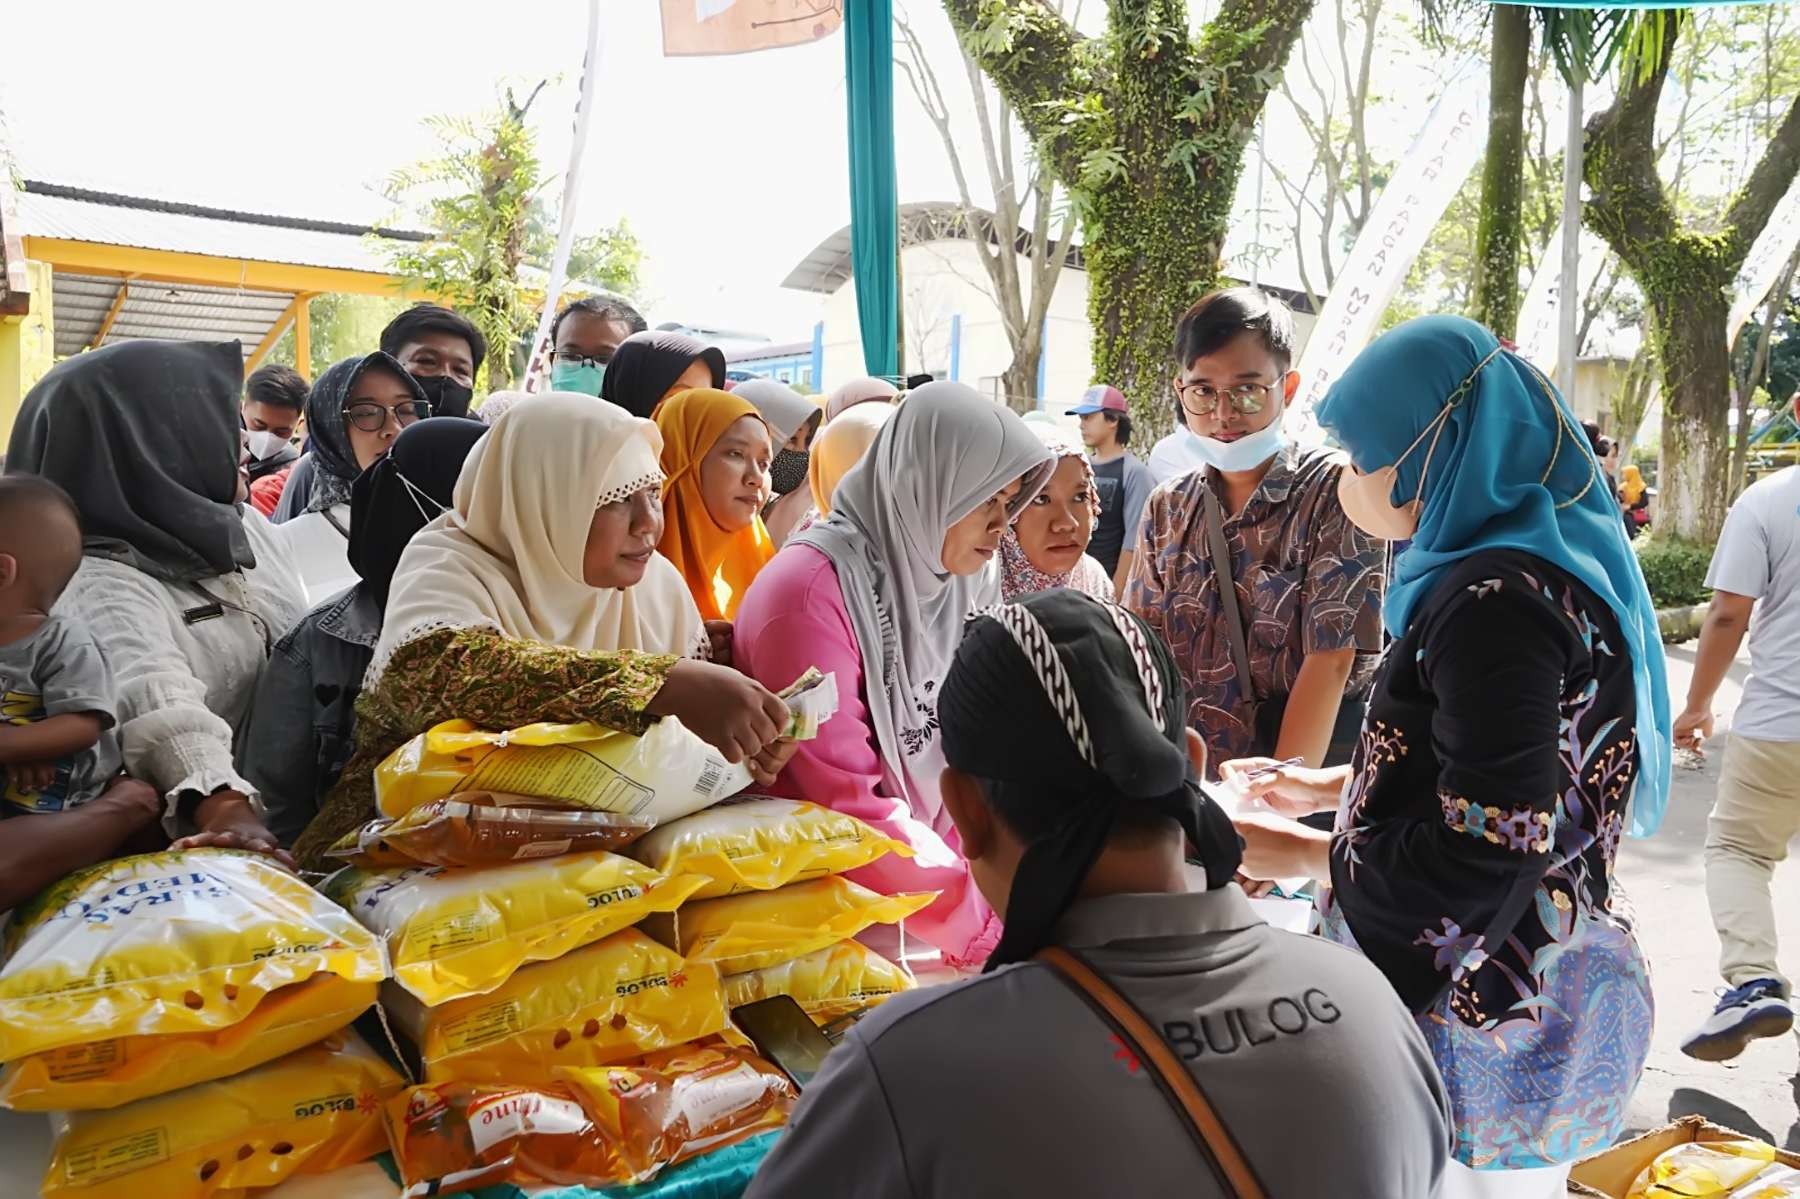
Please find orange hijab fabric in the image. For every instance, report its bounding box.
[655,389,777,621]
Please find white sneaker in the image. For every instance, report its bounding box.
[1680,978,1794,1061]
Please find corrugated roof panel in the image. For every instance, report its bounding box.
[49,272,288,358]
[17,189,407,274]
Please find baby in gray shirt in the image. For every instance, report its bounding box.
[0,476,123,814]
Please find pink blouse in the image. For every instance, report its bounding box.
[732,543,1000,967]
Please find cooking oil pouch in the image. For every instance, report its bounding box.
[40,1030,403,1199]
[628,797,911,900]
[655,876,936,974]
[326,796,656,869]
[387,929,731,1087]
[722,940,914,1022]
[1629,1138,1800,1198]
[558,1044,796,1186]
[371,670,837,824]
[0,849,386,1062]
[321,851,704,1006]
[385,1081,622,1197]
[0,973,377,1111]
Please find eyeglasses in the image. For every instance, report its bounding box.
[550,351,607,370]
[1175,379,1283,417]
[342,400,432,433]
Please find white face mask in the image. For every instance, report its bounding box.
[245,429,291,461]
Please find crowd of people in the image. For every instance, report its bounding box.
[1,279,1794,1198]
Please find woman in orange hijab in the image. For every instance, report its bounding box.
[654,389,777,623]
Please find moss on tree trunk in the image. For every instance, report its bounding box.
[1471,5,1531,340]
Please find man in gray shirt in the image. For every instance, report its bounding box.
[747,591,1451,1198]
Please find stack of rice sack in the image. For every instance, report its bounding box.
[627,798,932,1026]
[0,849,398,1199]
[329,672,909,1194]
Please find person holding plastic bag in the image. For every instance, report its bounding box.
[1224,316,1671,1196]
[733,383,1055,968]
[291,393,795,868]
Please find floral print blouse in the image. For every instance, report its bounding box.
[1317,550,1651,1170]
[290,628,676,869]
[1124,443,1385,769]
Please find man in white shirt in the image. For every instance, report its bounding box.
[1676,429,1800,1060]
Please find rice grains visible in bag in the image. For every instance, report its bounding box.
[385,1081,620,1197]
[387,929,731,1087]
[628,797,911,900]
[722,941,914,1023]
[321,851,704,1005]
[653,876,936,974]
[327,795,656,869]
[40,1031,403,1199]
[0,973,377,1111]
[558,1044,797,1186]
[0,849,386,1062]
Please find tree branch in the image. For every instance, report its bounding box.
[1584,18,1681,266]
[942,0,1089,185]
[1723,89,1800,261]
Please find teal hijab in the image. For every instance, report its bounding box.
[1316,315,1671,836]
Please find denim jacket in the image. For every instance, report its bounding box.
[237,583,380,846]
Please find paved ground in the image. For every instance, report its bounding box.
[1618,641,1800,1149]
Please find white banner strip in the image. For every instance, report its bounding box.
[522,0,603,394]
[1727,173,1800,351]
[1514,226,1609,373]
[1290,65,1488,444]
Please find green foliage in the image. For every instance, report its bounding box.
[382,84,643,390]
[267,293,408,379]
[1634,536,1713,609]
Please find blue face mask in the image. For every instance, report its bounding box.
[1184,418,1287,473]
[550,359,605,397]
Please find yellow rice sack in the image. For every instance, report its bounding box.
[322,852,705,1006]
[387,929,731,1087]
[40,1030,403,1199]
[722,940,914,1022]
[628,797,912,900]
[0,849,386,1062]
[654,876,936,974]
[0,973,377,1111]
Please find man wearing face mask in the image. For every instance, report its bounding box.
[271,305,490,524]
[242,365,306,483]
[548,296,648,396]
[1124,288,1384,774]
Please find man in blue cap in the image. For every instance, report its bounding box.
[1068,384,1155,594]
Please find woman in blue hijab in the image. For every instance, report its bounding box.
[1224,315,1669,1191]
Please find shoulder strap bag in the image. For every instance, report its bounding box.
[1037,945,1268,1198]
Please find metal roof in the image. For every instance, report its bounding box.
[15,181,430,274]
[49,274,295,360]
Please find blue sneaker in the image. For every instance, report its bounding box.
[1681,978,1794,1061]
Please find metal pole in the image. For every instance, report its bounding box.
[1252,117,1266,288]
[1557,72,1583,402]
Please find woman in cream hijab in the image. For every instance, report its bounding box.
[293,392,793,867]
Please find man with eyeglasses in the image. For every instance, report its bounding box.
[548,296,648,396]
[1123,288,1384,775]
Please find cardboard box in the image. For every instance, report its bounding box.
[1567,1114,1800,1197]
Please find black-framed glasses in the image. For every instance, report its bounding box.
[550,350,608,370]
[342,400,432,432]
[1175,379,1283,417]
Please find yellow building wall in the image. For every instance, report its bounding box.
[0,259,56,448]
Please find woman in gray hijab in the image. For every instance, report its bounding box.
[732,382,1055,968]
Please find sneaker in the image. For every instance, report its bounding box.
[1681,978,1794,1061]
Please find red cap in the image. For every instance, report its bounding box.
[1066,384,1127,415]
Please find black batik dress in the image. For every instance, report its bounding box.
[1316,549,1651,1169]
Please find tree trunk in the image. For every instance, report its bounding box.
[1001,357,1038,414]
[1471,5,1531,340]
[1652,287,1733,542]
[1612,340,1655,464]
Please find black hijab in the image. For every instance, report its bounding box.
[347,416,487,606]
[301,352,427,515]
[599,330,726,419]
[939,590,1244,970]
[6,340,252,583]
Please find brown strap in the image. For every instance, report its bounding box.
[1037,946,1268,1199]
[1201,486,1257,703]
